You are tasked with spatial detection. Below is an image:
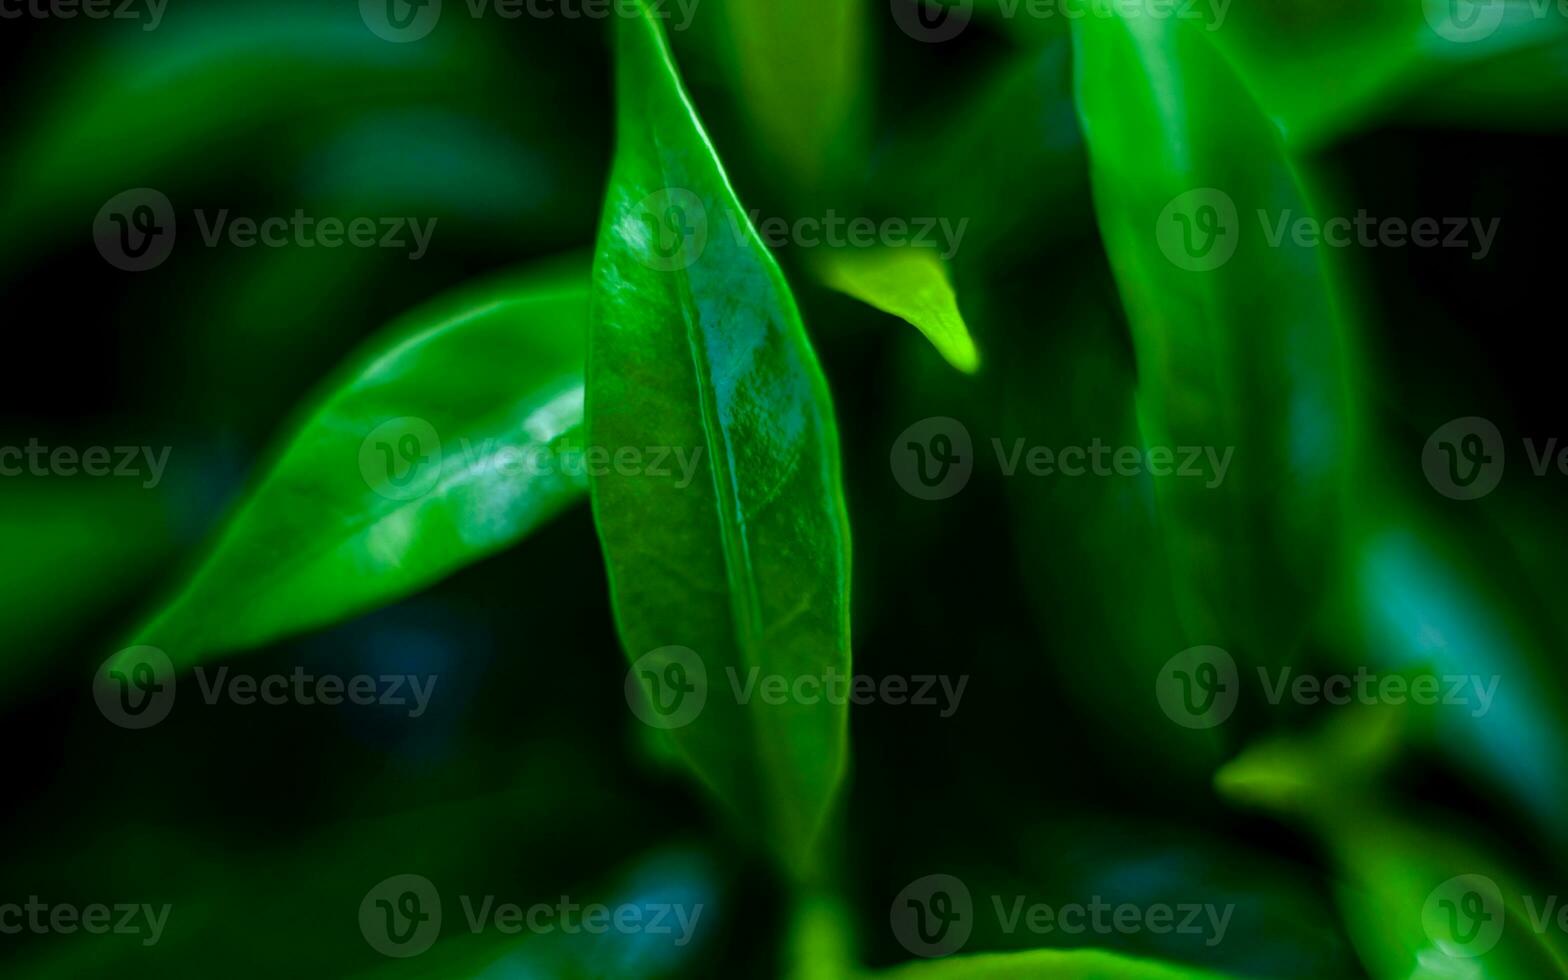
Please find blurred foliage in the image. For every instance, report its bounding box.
[1,0,1565,977]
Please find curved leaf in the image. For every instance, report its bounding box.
[128,262,590,668]
[1071,13,1359,658]
[878,949,1243,980]
[588,0,852,875]
[817,247,980,373]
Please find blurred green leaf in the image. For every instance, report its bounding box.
[877,948,1243,979]
[874,38,1088,266]
[0,480,177,693]
[589,0,852,877]
[1220,713,1568,979]
[992,271,1220,772]
[1214,0,1568,146]
[128,261,589,668]
[0,0,509,257]
[817,247,980,373]
[1071,14,1358,658]
[714,0,867,204]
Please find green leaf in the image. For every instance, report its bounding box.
[588,0,852,876]
[128,261,590,668]
[878,949,1243,979]
[873,39,1089,265]
[1070,14,1358,658]
[714,0,867,204]
[1212,0,1568,146]
[1219,714,1568,979]
[817,247,980,374]
[0,0,507,259]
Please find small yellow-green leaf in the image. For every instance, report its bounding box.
[817,248,980,374]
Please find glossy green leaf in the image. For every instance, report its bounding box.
[1071,13,1359,658]
[878,949,1242,980]
[714,0,867,204]
[127,262,590,669]
[817,247,980,373]
[588,0,852,875]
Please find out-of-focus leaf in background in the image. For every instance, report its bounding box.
[1071,12,1359,661]
[817,248,980,374]
[0,480,178,695]
[1220,710,1568,978]
[873,36,1088,269]
[588,0,852,877]
[0,0,514,260]
[126,261,590,669]
[710,0,868,207]
[876,948,1244,979]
